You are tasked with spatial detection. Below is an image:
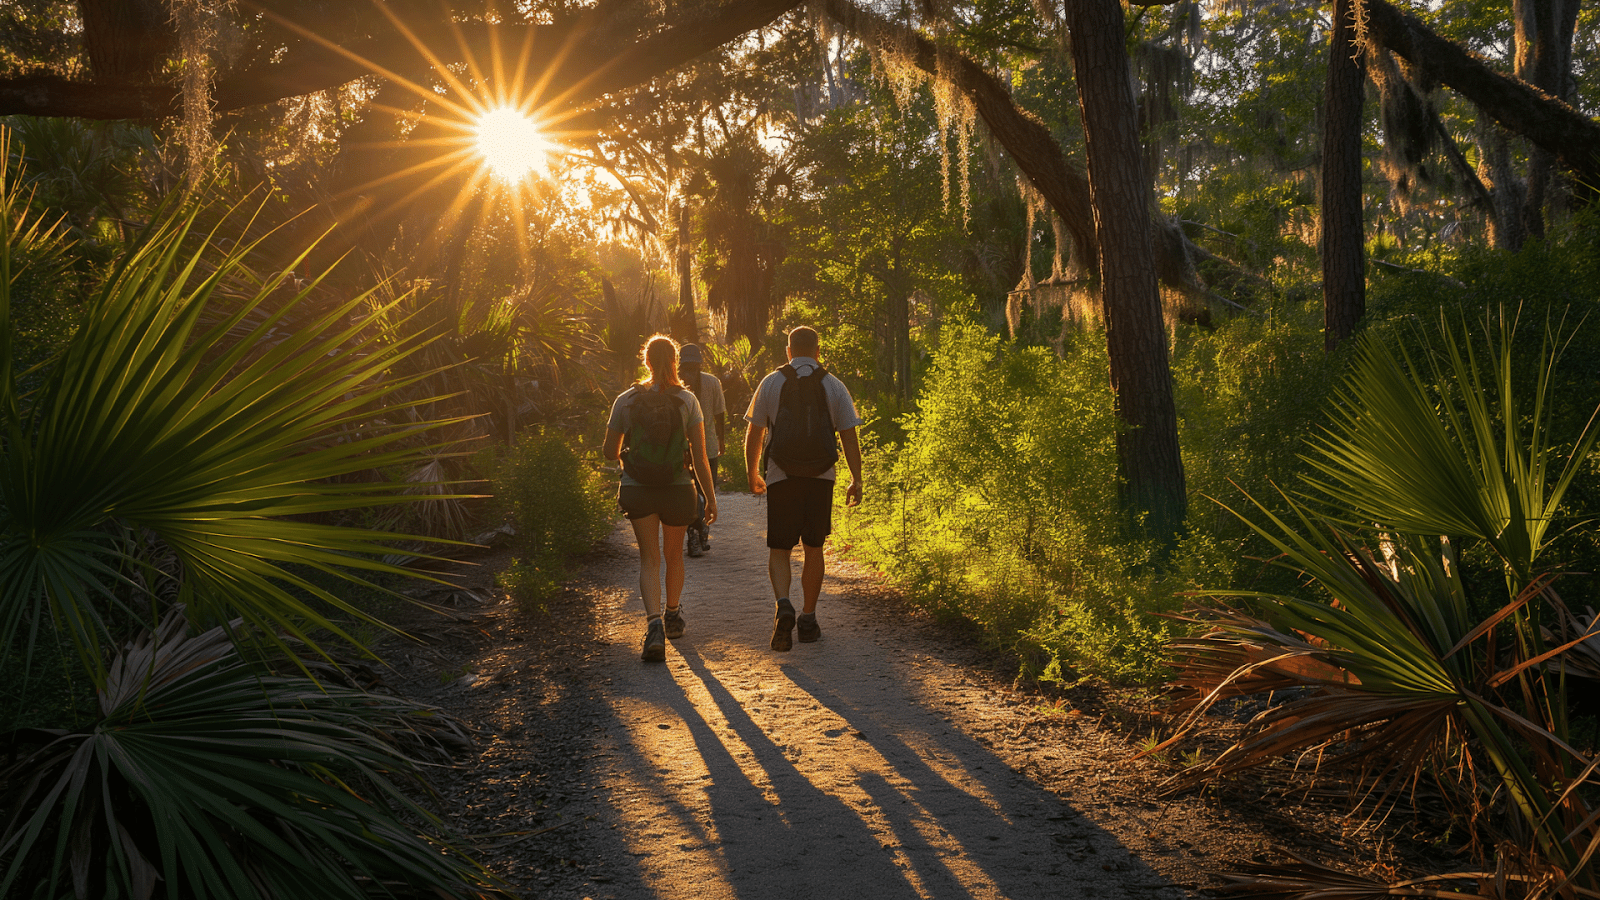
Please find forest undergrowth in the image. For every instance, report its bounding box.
[836,214,1600,689]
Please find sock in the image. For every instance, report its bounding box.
[647,613,662,623]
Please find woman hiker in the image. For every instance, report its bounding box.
[603,335,719,662]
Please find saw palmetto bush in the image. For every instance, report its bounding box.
[1165,313,1600,898]
[2,609,491,900]
[0,141,504,897]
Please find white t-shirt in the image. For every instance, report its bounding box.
[688,370,728,457]
[744,357,862,484]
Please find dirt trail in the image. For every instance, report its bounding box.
[386,490,1437,899]
[471,492,1190,899]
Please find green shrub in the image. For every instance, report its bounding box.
[840,307,1344,684]
[488,427,615,608]
[720,422,751,492]
[839,322,1175,680]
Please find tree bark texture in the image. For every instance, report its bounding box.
[78,0,176,83]
[1511,0,1580,238]
[1361,0,1600,191]
[1321,0,1366,353]
[1063,0,1187,542]
[675,203,700,343]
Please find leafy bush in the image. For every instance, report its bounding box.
[840,307,1341,683]
[487,427,614,608]
[719,421,752,493]
[839,322,1177,681]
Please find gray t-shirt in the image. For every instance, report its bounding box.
[687,370,728,458]
[607,384,704,487]
[744,357,862,484]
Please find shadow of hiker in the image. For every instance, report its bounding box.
[779,665,1185,899]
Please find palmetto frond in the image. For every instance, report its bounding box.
[1167,314,1600,889]
[0,609,501,900]
[0,183,467,681]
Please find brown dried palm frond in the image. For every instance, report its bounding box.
[1212,853,1503,899]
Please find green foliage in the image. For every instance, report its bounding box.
[840,322,1175,681]
[0,190,465,686]
[1,611,496,900]
[842,305,1341,684]
[1365,221,1600,605]
[487,427,614,609]
[1169,297,1339,542]
[0,147,508,899]
[719,421,752,493]
[1168,316,1600,888]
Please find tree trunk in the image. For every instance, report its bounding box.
[1361,0,1600,192]
[79,0,175,82]
[1064,0,1187,544]
[817,0,1251,309]
[675,202,700,342]
[1321,0,1366,352]
[1511,0,1581,237]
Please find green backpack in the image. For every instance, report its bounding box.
[622,387,688,486]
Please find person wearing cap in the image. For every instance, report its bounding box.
[677,343,727,551]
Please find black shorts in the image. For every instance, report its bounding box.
[766,477,834,549]
[619,483,697,526]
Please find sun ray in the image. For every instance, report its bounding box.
[259,6,478,124]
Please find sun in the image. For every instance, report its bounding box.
[475,107,550,181]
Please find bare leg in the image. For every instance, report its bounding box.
[768,547,793,600]
[799,543,825,614]
[629,515,663,618]
[663,524,688,611]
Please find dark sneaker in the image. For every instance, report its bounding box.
[641,619,666,662]
[797,612,820,643]
[686,528,704,557]
[663,606,685,639]
[771,599,795,652]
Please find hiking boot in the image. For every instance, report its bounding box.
[641,619,666,662]
[663,606,685,639]
[771,599,795,652]
[797,612,821,643]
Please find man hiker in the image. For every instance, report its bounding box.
[679,343,727,556]
[744,326,863,651]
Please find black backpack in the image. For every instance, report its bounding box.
[765,364,838,477]
[621,387,688,486]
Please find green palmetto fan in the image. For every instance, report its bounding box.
[1164,313,1600,897]
[1,609,502,899]
[0,177,469,682]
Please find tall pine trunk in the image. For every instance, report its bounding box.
[1064,0,1187,545]
[1321,0,1366,352]
[674,202,700,342]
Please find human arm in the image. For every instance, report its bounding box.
[744,424,767,495]
[603,427,624,462]
[839,426,863,507]
[689,420,719,524]
[715,412,727,459]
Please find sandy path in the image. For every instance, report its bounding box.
[573,490,1186,900]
